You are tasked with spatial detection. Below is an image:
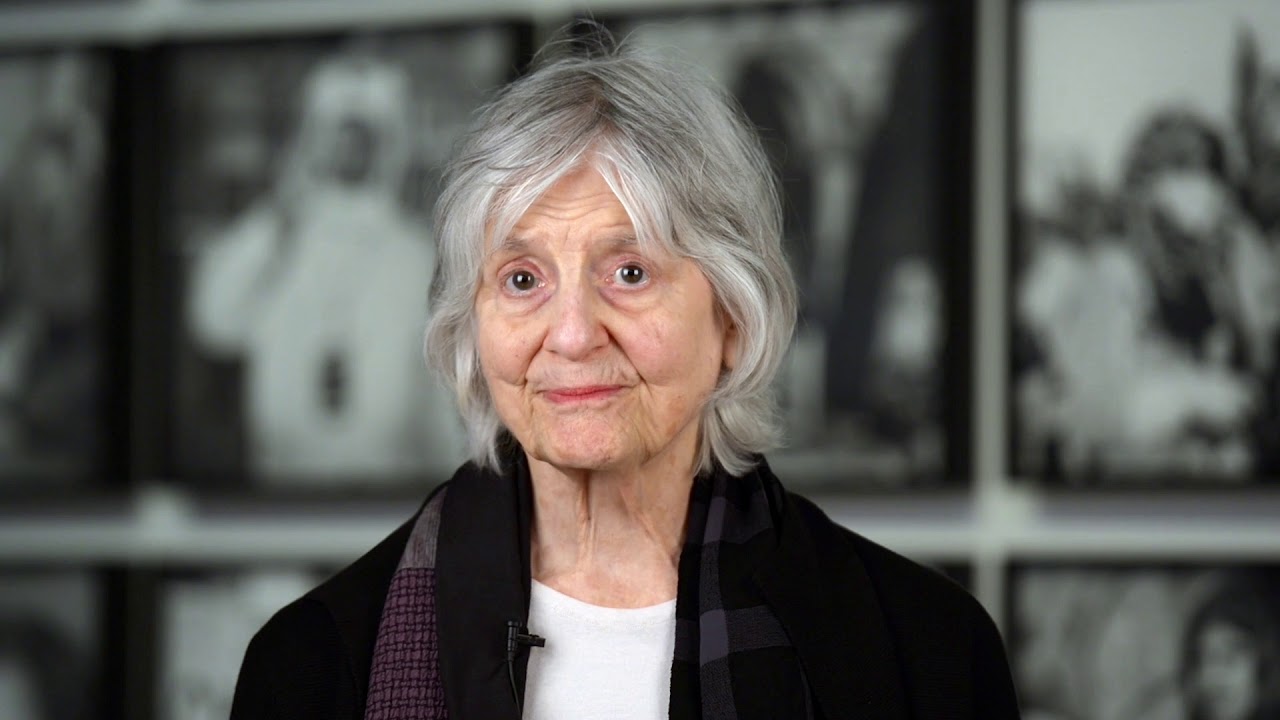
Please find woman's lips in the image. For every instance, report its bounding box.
[541,385,625,405]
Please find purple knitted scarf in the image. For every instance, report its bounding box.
[364,487,449,719]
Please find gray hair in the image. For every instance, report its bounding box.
[423,35,798,476]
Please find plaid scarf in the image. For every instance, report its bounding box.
[363,457,812,719]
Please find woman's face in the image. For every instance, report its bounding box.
[475,165,733,474]
[1190,620,1262,720]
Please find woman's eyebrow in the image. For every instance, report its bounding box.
[490,233,639,256]
[489,236,533,258]
[599,233,639,250]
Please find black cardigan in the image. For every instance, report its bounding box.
[230,473,1021,719]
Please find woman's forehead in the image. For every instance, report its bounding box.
[479,149,682,262]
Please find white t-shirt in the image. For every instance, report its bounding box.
[522,579,677,720]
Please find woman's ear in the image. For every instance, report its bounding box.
[722,319,739,371]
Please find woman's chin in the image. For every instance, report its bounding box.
[529,442,630,474]
[523,427,641,474]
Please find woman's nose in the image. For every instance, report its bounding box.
[543,273,609,360]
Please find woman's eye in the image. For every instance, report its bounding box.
[505,270,539,293]
[614,264,648,286]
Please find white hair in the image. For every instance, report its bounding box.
[424,35,798,476]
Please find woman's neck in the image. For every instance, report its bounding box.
[527,453,693,608]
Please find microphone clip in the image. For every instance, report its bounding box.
[506,619,546,660]
[505,620,545,710]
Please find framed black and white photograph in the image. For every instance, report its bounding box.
[0,569,108,720]
[1010,0,1280,485]
[0,49,124,489]
[151,566,329,720]
[143,24,532,490]
[1009,562,1280,720]
[604,0,973,489]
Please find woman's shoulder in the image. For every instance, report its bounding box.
[781,490,1019,715]
[782,490,1006,653]
[230,594,355,719]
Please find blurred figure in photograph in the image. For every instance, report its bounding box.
[1014,569,1191,720]
[0,53,103,473]
[861,257,943,462]
[1121,111,1271,473]
[188,49,463,484]
[730,41,860,448]
[1018,110,1277,478]
[1015,568,1280,720]
[828,16,946,475]
[727,12,945,477]
[1181,575,1280,720]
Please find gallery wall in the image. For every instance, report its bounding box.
[1,0,1279,718]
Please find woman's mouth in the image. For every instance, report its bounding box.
[542,385,625,405]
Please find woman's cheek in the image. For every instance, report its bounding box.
[630,327,695,384]
[487,324,541,383]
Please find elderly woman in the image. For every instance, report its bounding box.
[231,38,1019,720]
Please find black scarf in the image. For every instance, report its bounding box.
[362,453,814,719]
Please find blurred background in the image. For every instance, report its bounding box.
[0,0,1278,718]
